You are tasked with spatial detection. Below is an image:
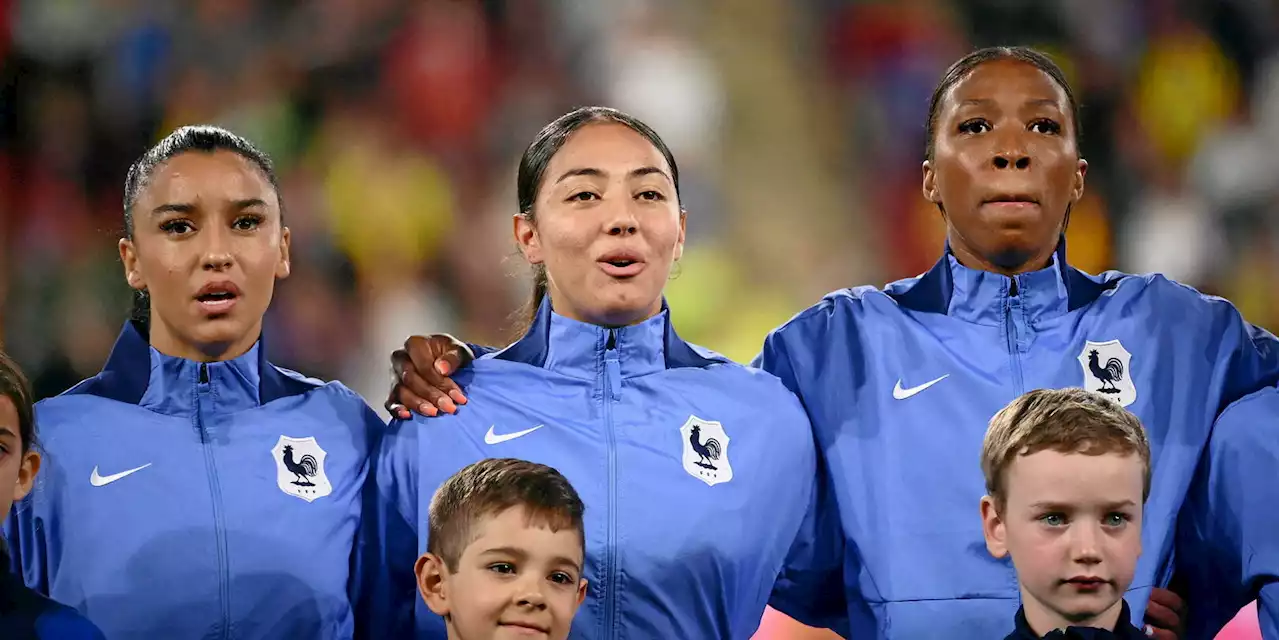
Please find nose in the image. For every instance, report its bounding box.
[201,226,234,271]
[513,582,548,610]
[991,130,1031,170]
[1070,523,1103,565]
[604,200,639,237]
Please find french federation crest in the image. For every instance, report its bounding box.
[271,435,332,502]
[680,416,733,486]
[1077,340,1137,407]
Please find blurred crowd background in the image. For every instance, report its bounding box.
[0,0,1275,420]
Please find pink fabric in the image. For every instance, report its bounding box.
[1216,602,1263,640]
[750,603,1267,639]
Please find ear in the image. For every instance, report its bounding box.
[575,578,588,607]
[514,213,542,265]
[980,495,1008,559]
[415,553,451,617]
[921,160,941,204]
[276,226,292,280]
[1072,158,1088,203]
[119,238,146,291]
[12,450,40,503]
[673,210,687,262]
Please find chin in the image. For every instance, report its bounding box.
[190,318,256,350]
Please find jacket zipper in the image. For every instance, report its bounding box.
[197,363,232,639]
[602,330,621,638]
[1004,277,1026,393]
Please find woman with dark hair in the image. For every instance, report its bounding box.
[391,47,1276,639]
[365,106,818,639]
[5,125,385,640]
[0,350,104,639]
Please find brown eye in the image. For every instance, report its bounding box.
[1030,119,1061,135]
[568,192,598,202]
[161,220,195,235]
[958,119,991,134]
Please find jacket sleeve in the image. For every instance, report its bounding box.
[755,330,851,635]
[1212,297,1277,415]
[1176,387,1278,640]
[354,416,422,640]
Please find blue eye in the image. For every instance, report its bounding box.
[1040,513,1067,527]
[1103,513,1129,527]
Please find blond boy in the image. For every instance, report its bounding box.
[980,388,1152,639]
[415,458,589,640]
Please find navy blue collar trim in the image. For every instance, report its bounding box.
[493,296,724,370]
[64,320,309,405]
[890,237,1111,315]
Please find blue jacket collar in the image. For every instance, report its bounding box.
[888,237,1110,324]
[491,296,724,379]
[67,321,304,413]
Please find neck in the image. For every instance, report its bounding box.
[546,291,663,328]
[1021,584,1125,635]
[948,237,1056,278]
[147,316,261,363]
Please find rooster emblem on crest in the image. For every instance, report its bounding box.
[281,444,319,487]
[688,424,722,470]
[1077,340,1137,407]
[1086,349,1124,394]
[680,416,734,486]
[271,435,333,502]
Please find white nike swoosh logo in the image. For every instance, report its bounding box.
[484,425,544,445]
[892,374,950,400]
[90,463,153,487]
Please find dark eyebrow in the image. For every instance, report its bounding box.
[0,426,17,442]
[554,166,671,184]
[957,98,1062,110]
[150,198,268,217]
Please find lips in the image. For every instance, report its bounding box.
[1063,576,1110,591]
[498,620,550,636]
[195,281,243,315]
[596,249,645,278]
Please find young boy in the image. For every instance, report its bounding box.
[979,388,1153,639]
[414,458,588,640]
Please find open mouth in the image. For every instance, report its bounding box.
[195,282,242,314]
[597,252,645,278]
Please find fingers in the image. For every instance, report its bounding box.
[1143,600,1181,634]
[392,348,459,415]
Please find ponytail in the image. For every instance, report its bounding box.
[130,289,151,332]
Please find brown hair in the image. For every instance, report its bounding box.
[428,458,585,572]
[981,387,1150,511]
[0,349,35,453]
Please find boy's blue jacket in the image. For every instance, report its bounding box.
[364,298,817,639]
[1178,386,1278,640]
[5,321,385,640]
[760,244,1278,639]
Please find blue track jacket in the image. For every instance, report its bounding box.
[366,298,817,639]
[5,321,384,640]
[761,244,1278,638]
[1178,386,1278,640]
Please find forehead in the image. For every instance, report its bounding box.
[140,151,275,206]
[942,58,1070,113]
[464,506,583,562]
[1004,449,1144,505]
[547,123,671,176]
